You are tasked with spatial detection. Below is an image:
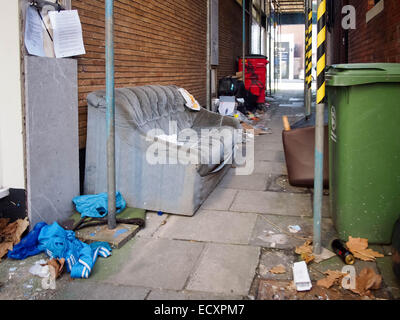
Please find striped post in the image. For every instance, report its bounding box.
[304,0,308,104]
[305,0,313,117]
[313,0,326,255]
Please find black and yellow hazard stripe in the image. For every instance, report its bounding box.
[306,7,312,89]
[316,0,326,104]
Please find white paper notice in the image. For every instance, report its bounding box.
[48,10,86,58]
[25,6,46,57]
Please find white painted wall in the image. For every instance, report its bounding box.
[0,1,25,189]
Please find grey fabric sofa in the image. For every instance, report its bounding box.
[84,85,241,216]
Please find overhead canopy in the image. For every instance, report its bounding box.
[272,0,305,13]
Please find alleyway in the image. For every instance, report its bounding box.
[0,85,398,300]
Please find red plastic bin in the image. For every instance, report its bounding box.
[238,55,269,104]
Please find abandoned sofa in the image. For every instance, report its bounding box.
[84,85,241,216]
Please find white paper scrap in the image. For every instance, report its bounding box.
[25,6,46,57]
[292,261,312,292]
[48,10,86,58]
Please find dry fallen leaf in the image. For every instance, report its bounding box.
[269,265,286,274]
[295,240,313,255]
[317,270,346,289]
[296,241,315,264]
[47,258,65,279]
[346,237,384,262]
[301,253,315,265]
[348,268,382,296]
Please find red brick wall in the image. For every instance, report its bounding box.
[218,0,249,78]
[348,0,400,63]
[73,0,245,148]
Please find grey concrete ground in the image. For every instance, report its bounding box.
[0,86,398,300]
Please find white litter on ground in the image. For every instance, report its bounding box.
[29,260,50,278]
[288,225,301,233]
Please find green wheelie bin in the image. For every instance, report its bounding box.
[326,63,400,244]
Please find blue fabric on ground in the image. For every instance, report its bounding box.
[72,192,127,218]
[37,222,112,279]
[7,222,48,260]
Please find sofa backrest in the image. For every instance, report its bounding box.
[87,85,198,135]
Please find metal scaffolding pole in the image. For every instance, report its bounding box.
[206,0,211,110]
[243,0,246,86]
[105,0,116,230]
[313,0,327,255]
[268,0,272,96]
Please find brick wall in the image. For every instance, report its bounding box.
[348,0,400,63]
[218,0,248,78]
[328,0,400,64]
[73,0,246,148]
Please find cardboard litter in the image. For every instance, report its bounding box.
[346,236,384,262]
[47,258,65,279]
[0,218,29,260]
[269,265,287,274]
[317,270,346,289]
[241,122,267,136]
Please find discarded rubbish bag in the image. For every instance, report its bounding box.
[72,192,127,218]
[38,222,112,279]
[9,221,112,279]
[8,222,48,260]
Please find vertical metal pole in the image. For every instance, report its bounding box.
[243,0,246,86]
[206,0,211,110]
[106,0,116,230]
[274,14,277,94]
[268,0,272,96]
[313,0,326,255]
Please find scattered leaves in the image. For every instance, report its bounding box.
[348,268,382,297]
[296,241,315,264]
[317,270,346,289]
[269,265,286,274]
[241,123,266,136]
[346,237,384,262]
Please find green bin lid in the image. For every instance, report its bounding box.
[326,63,400,86]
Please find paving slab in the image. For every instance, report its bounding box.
[147,289,243,300]
[253,161,287,175]
[258,249,296,281]
[254,148,285,162]
[267,175,310,194]
[308,256,380,282]
[53,281,149,300]
[254,139,284,152]
[230,190,312,217]
[107,238,205,291]
[218,171,269,191]
[154,209,258,245]
[187,243,260,295]
[200,188,238,211]
[376,256,400,299]
[257,279,362,300]
[136,211,169,238]
[75,223,140,249]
